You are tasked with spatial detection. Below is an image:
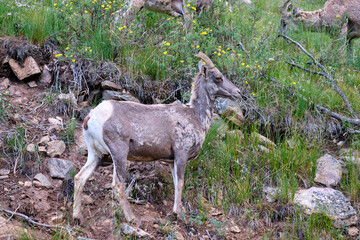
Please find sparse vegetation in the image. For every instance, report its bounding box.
[1,0,360,239]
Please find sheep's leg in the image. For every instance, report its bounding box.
[73,148,100,221]
[107,141,137,223]
[170,152,187,215]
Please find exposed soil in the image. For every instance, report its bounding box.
[0,37,267,240]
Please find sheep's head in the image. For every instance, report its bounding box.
[195,52,241,101]
[279,0,302,34]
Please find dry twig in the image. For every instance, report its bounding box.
[279,34,358,120]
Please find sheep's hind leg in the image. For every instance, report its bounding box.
[108,141,138,224]
[170,151,187,216]
[73,148,100,222]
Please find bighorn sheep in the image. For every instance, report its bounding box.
[116,0,185,25]
[280,0,360,54]
[72,52,241,223]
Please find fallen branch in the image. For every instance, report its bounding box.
[0,208,72,236]
[284,61,324,76]
[267,75,360,125]
[279,34,358,119]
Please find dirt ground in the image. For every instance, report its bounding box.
[0,37,265,240]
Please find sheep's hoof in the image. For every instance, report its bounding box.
[72,213,85,225]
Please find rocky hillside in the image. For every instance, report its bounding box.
[1,0,360,239]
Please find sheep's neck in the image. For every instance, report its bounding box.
[190,81,214,133]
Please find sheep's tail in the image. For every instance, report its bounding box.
[83,115,90,130]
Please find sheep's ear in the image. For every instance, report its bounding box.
[198,61,208,76]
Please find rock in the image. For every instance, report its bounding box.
[263,186,280,203]
[121,224,153,238]
[215,97,244,126]
[252,133,276,148]
[34,173,52,188]
[83,194,93,205]
[58,92,78,106]
[46,140,66,157]
[314,154,342,187]
[39,136,50,146]
[27,81,37,88]
[0,175,8,179]
[75,129,87,155]
[225,130,244,140]
[24,181,32,187]
[38,146,46,152]
[39,65,52,84]
[101,80,122,91]
[102,90,140,103]
[48,158,74,179]
[0,77,10,89]
[9,56,41,80]
[0,169,10,176]
[174,231,185,240]
[26,143,36,153]
[294,187,357,228]
[230,225,241,233]
[347,227,359,237]
[48,117,63,131]
[258,145,270,153]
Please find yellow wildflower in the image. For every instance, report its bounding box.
[85,10,88,13]
[163,51,167,54]
[166,42,170,46]
[218,53,221,56]
[72,59,75,63]
[196,45,200,48]
[193,20,196,23]
[55,54,62,57]
[54,3,57,6]
[180,60,184,63]
[241,63,245,65]
[292,82,296,85]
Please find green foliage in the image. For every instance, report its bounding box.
[0,91,16,124]
[60,117,76,147]
[5,126,27,167]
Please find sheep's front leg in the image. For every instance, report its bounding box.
[107,141,138,223]
[170,152,187,215]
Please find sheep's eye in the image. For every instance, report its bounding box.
[215,77,223,83]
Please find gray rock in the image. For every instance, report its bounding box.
[34,173,52,188]
[121,224,153,238]
[0,78,10,89]
[48,158,74,179]
[39,65,52,84]
[215,97,244,126]
[26,143,36,153]
[46,140,66,157]
[101,80,122,91]
[263,186,280,203]
[252,132,276,148]
[27,81,37,88]
[102,90,140,103]
[58,93,78,106]
[294,187,357,228]
[0,169,10,176]
[314,154,342,187]
[9,56,41,80]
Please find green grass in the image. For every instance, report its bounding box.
[1,0,360,238]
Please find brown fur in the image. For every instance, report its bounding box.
[280,0,360,53]
[83,115,90,130]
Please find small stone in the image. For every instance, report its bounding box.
[0,169,10,176]
[9,56,41,80]
[48,158,74,179]
[174,231,185,240]
[48,117,63,132]
[58,93,77,106]
[34,173,52,188]
[38,146,46,152]
[18,181,24,186]
[46,140,66,157]
[83,194,93,205]
[26,143,36,153]
[230,225,241,233]
[347,227,359,237]
[50,215,63,224]
[27,81,37,88]
[0,78,10,89]
[121,224,152,238]
[263,186,280,203]
[39,65,52,84]
[24,181,32,187]
[102,90,140,103]
[0,175,8,179]
[314,154,342,187]
[337,141,345,147]
[252,133,276,148]
[101,80,122,91]
[39,136,50,146]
